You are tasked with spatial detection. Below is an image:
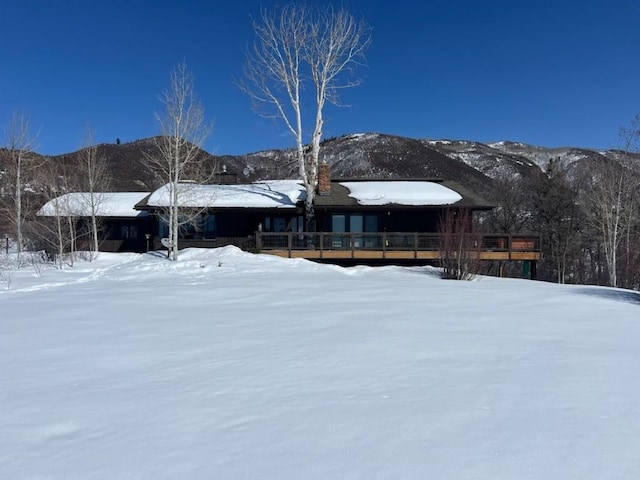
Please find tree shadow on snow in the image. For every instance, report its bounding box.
[573,286,640,306]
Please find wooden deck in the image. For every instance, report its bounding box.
[256,232,541,262]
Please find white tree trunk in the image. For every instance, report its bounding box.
[55,213,64,269]
[144,62,213,262]
[242,5,370,231]
[3,112,37,259]
[15,165,22,255]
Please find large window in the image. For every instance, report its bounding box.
[157,214,216,240]
[330,213,378,232]
[330,213,379,248]
[263,215,303,232]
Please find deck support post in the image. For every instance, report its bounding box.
[531,261,537,280]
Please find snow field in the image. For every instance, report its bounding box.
[1,247,639,479]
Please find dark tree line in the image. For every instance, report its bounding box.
[482,121,640,290]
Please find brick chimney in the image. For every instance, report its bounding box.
[317,162,331,195]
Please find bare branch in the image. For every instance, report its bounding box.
[1,112,39,256]
[241,4,370,230]
[76,125,113,257]
[144,63,215,261]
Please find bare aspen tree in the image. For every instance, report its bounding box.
[145,63,214,261]
[616,119,640,289]
[77,126,112,258]
[2,112,38,257]
[35,159,81,268]
[242,4,370,229]
[581,121,640,288]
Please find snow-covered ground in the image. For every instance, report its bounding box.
[1,247,640,479]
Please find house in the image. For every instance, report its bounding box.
[132,168,533,259]
[133,175,490,246]
[37,171,540,275]
[37,192,154,252]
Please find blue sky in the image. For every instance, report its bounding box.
[1,0,639,155]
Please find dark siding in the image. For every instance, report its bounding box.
[102,217,153,252]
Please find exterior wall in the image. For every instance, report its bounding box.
[102,217,154,252]
[379,210,439,232]
[58,217,154,253]
[214,211,254,237]
[146,205,478,252]
[151,209,303,241]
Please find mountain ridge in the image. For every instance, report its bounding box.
[25,133,638,198]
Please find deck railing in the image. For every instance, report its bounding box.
[254,232,540,260]
[158,232,540,261]
[257,232,538,250]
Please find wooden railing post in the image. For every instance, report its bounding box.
[288,232,292,258]
[350,232,355,258]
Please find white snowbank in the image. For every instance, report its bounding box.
[1,248,640,479]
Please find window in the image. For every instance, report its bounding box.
[331,214,346,247]
[330,213,379,248]
[331,214,346,233]
[204,215,216,238]
[158,218,168,239]
[157,214,215,240]
[273,217,286,232]
[290,215,304,232]
[365,214,378,232]
[263,215,303,232]
[120,225,138,239]
[330,213,378,233]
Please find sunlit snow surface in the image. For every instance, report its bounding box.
[1,247,640,479]
[341,181,462,205]
[38,192,151,217]
[146,181,305,208]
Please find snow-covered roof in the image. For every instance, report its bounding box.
[145,180,306,208]
[142,180,466,210]
[38,192,151,218]
[340,181,462,206]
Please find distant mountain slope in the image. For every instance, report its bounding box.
[209,133,497,197]
[423,140,541,179]
[50,139,162,191]
[21,133,635,198]
[483,141,613,171]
